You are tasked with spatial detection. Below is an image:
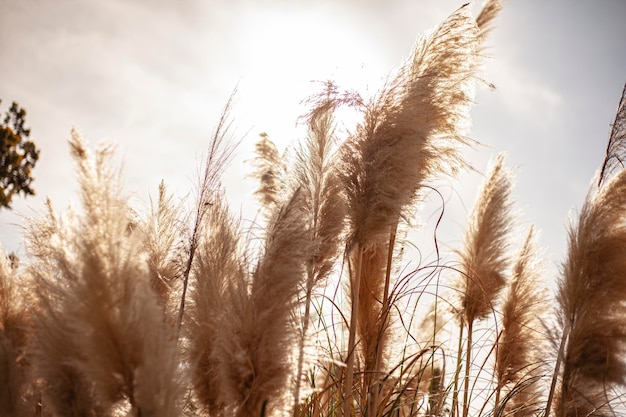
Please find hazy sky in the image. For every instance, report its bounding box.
[1,0,625,278]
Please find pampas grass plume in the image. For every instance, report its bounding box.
[458,153,513,325]
[496,227,547,416]
[556,168,626,416]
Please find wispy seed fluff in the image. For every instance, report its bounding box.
[0,247,33,417]
[291,87,348,408]
[458,153,514,325]
[251,132,285,218]
[187,194,244,416]
[496,227,548,416]
[212,190,312,417]
[556,168,626,417]
[26,132,180,417]
[340,3,482,247]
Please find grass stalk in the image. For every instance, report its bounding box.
[452,321,465,417]
[545,322,567,417]
[462,319,473,417]
[174,93,237,342]
[293,265,315,415]
[344,244,363,417]
[367,221,398,417]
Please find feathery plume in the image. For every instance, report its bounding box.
[496,227,547,416]
[291,85,348,410]
[456,153,514,417]
[252,132,285,217]
[0,249,32,417]
[340,4,480,247]
[476,0,503,39]
[187,194,244,416]
[338,6,483,414]
[458,153,514,325]
[142,180,184,309]
[214,190,311,417]
[27,132,181,416]
[555,168,626,416]
[27,200,104,417]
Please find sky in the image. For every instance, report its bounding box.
[1,0,625,280]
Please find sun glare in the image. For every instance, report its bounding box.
[234,7,387,146]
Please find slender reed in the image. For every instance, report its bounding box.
[291,87,347,412]
[339,5,482,415]
[495,227,547,416]
[456,153,514,417]
[187,194,244,416]
[27,133,181,416]
[552,84,626,417]
[175,92,239,341]
[212,190,312,417]
[555,169,626,416]
[0,248,32,417]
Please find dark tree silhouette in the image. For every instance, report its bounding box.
[0,101,40,208]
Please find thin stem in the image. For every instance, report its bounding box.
[462,319,474,417]
[175,232,198,342]
[293,267,315,414]
[493,329,502,417]
[494,382,502,417]
[545,324,569,417]
[367,223,398,417]
[452,322,465,417]
[344,244,363,417]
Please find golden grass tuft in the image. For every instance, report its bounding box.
[252,132,285,217]
[555,168,626,417]
[26,132,181,417]
[496,227,548,416]
[0,249,33,417]
[458,153,514,325]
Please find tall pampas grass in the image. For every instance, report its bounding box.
[290,86,348,411]
[339,5,483,414]
[175,94,238,340]
[209,190,311,417]
[495,227,547,416]
[457,153,513,325]
[455,153,514,417]
[187,194,244,416]
[340,4,480,247]
[551,83,626,417]
[141,180,184,311]
[0,249,32,417]
[26,132,181,416]
[26,199,104,417]
[554,171,626,416]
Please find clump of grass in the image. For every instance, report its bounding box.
[554,167,626,416]
[1,2,626,417]
[0,248,33,417]
[495,227,548,416]
[26,132,181,417]
[454,153,515,417]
